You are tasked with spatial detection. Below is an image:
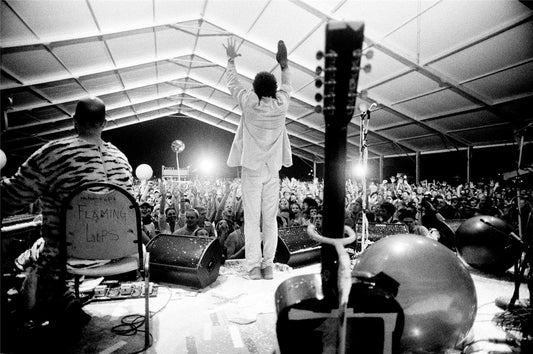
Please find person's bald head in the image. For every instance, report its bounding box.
[74,97,106,126]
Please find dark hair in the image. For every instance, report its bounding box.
[276,215,285,228]
[194,227,208,236]
[397,208,415,221]
[253,72,277,101]
[379,201,396,216]
[186,209,199,219]
[303,197,318,209]
[165,207,177,216]
[140,201,153,210]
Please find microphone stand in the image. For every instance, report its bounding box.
[480,218,531,314]
[511,126,532,311]
[356,103,377,252]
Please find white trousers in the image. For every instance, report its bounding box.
[242,164,279,271]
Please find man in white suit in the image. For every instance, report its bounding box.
[223,37,292,279]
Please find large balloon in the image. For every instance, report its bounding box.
[135,164,153,180]
[171,140,185,153]
[455,215,522,274]
[353,234,477,353]
[0,149,6,170]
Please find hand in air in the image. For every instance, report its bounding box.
[223,37,241,60]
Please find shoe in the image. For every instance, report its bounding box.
[249,267,262,280]
[276,40,288,69]
[261,266,273,280]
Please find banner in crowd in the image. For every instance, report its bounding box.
[161,166,189,180]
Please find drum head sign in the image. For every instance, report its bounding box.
[65,189,138,260]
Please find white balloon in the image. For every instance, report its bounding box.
[135,164,153,180]
[171,140,185,153]
[0,149,6,170]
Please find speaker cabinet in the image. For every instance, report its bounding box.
[274,226,321,267]
[445,219,465,233]
[355,223,409,242]
[146,234,222,288]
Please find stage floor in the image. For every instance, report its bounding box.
[71,261,529,354]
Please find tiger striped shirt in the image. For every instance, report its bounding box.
[1,136,133,242]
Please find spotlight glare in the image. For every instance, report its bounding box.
[353,163,367,177]
[199,157,216,175]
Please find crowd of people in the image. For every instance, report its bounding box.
[134,173,533,256]
[1,33,531,351]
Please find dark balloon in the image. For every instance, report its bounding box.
[455,215,522,273]
[354,234,477,353]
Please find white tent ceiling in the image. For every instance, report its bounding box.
[1,0,532,165]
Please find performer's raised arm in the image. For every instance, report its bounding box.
[223,37,245,102]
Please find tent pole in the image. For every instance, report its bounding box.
[466,146,473,184]
[415,151,420,185]
[379,156,384,183]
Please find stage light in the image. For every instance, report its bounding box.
[353,163,366,177]
[199,157,216,175]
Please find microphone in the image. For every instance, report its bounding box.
[358,103,378,119]
[514,121,533,137]
[480,218,523,246]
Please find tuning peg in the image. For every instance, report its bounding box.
[354,49,374,60]
[314,105,323,113]
[359,90,368,99]
[315,79,323,88]
[351,63,372,74]
[316,66,337,75]
[316,50,338,60]
[315,93,323,102]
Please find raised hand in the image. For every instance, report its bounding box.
[276,40,288,69]
[223,37,241,60]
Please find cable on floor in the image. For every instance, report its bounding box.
[111,314,153,354]
[109,286,172,353]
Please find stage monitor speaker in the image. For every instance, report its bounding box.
[146,234,222,289]
[445,219,465,233]
[356,222,408,241]
[274,226,321,267]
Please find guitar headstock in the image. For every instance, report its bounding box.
[315,21,366,127]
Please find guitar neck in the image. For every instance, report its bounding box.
[320,21,365,305]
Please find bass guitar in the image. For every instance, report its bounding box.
[275,21,404,354]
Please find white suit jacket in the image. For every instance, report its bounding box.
[226,61,293,172]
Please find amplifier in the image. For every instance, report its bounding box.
[356,223,408,241]
[146,234,222,289]
[275,226,321,267]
